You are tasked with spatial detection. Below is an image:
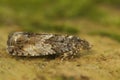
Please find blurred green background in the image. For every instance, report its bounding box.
[0,0,120,38]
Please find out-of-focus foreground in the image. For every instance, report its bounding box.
[0,0,120,80]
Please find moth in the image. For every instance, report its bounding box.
[7,32,91,58]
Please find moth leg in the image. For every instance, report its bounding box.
[60,50,78,61]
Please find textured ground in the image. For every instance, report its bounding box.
[0,24,120,80]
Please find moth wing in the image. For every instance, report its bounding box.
[22,35,56,56]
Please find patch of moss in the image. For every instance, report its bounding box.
[22,22,79,34]
[89,31,120,42]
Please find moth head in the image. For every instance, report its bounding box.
[7,32,28,55]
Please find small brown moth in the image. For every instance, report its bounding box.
[7,32,91,58]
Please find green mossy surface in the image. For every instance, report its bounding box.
[0,0,120,80]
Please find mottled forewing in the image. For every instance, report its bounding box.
[22,34,56,56]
